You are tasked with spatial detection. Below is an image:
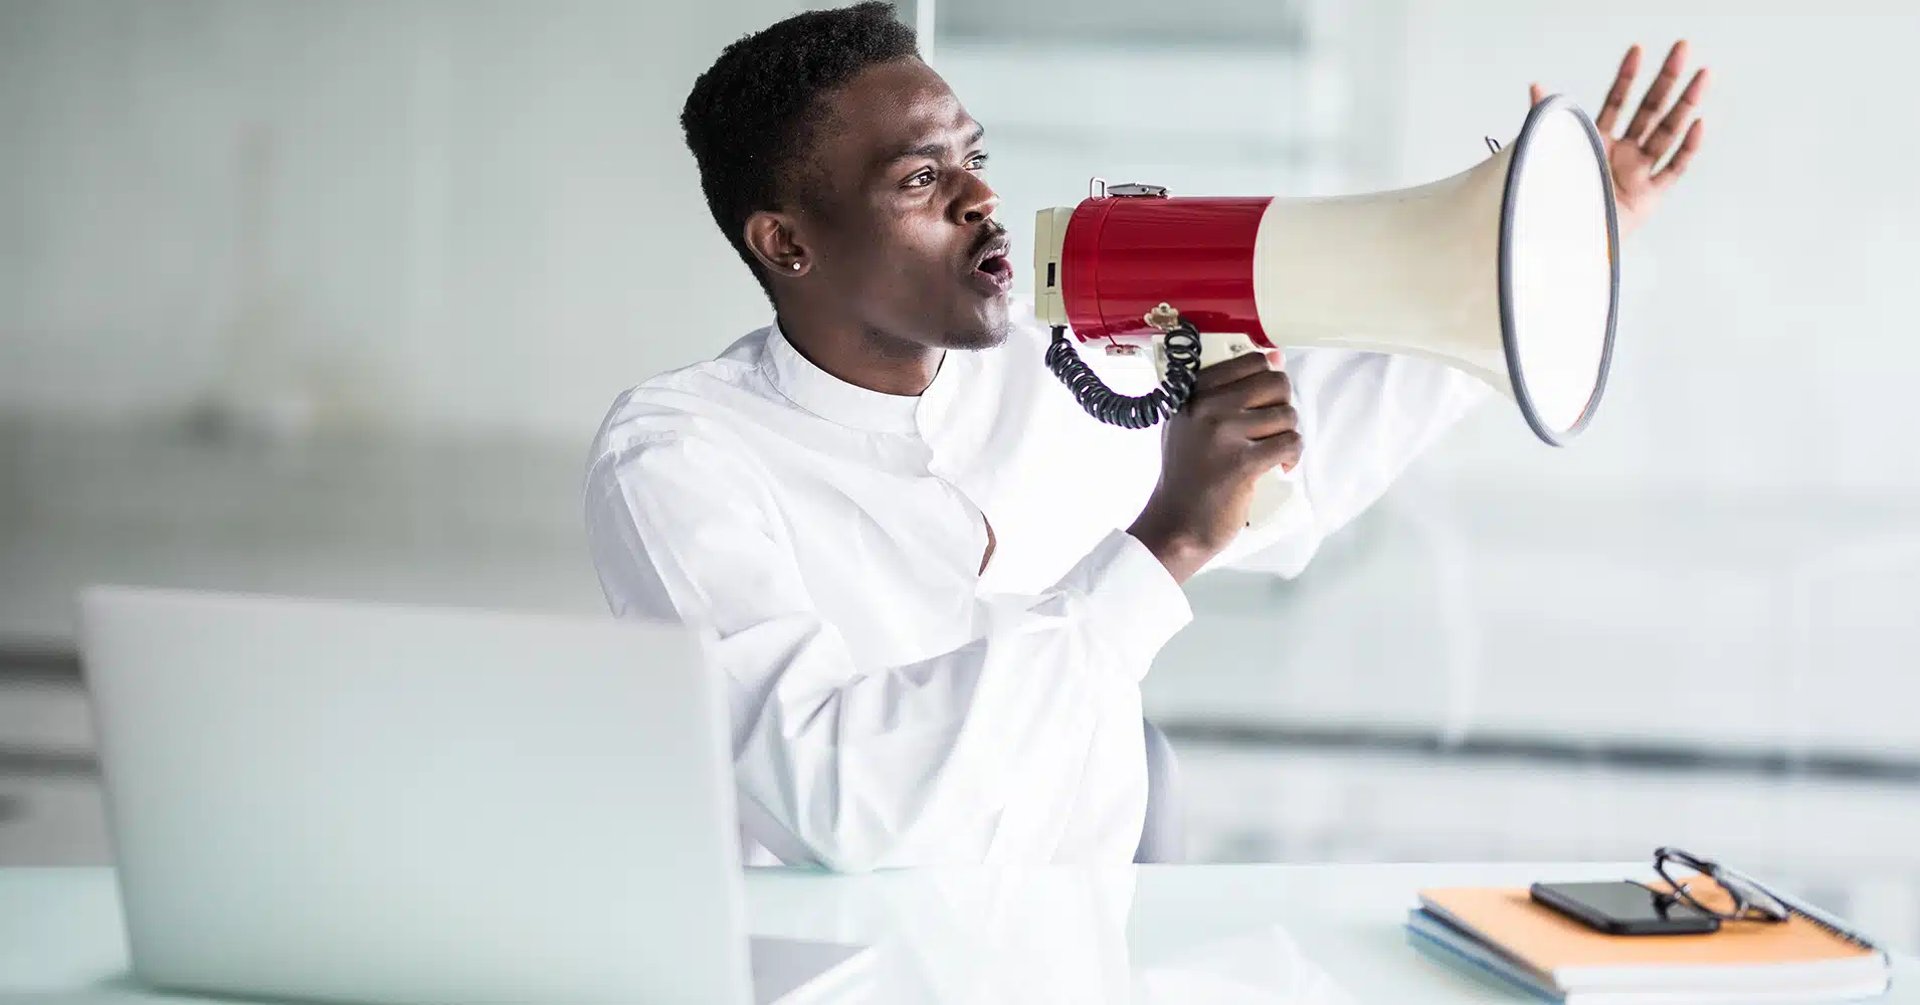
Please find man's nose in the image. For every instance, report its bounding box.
[953,172,1000,226]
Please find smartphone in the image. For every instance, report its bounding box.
[1530,881,1721,935]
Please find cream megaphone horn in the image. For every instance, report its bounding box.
[1034,95,1621,531]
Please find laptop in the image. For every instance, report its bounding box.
[78,586,871,1004]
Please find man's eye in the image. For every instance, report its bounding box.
[906,169,935,188]
[966,154,989,170]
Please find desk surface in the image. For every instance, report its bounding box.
[5,863,1912,1003]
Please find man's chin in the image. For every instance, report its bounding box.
[940,322,1010,351]
[940,303,1012,350]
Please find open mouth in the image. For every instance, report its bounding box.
[968,236,1014,295]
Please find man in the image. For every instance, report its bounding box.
[586,4,1707,871]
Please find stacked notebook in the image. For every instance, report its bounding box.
[1409,884,1891,1003]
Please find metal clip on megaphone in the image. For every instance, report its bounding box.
[1037,95,1622,536]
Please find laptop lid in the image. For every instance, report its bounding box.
[79,586,751,1004]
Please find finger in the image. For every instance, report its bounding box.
[1193,370,1290,420]
[1229,403,1299,441]
[1642,67,1709,162]
[1209,368,1292,411]
[1529,82,1546,107]
[1624,40,1688,144]
[1192,351,1272,392]
[1652,118,1704,189]
[1594,44,1641,135]
[1247,430,1304,474]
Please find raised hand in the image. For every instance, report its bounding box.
[1531,41,1709,234]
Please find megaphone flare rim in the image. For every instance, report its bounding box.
[1496,94,1622,448]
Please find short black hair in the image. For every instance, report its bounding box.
[681,3,921,296]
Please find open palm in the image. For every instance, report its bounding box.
[1531,41,1709,234]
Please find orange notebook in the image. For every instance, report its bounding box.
[1410,883,1890,1003]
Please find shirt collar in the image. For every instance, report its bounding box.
[761,319,967,437]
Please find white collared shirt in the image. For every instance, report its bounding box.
[584,302,1485,871]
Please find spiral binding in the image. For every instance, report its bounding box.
[1045,323,1202,429]
[1777,894,1881,952]
[1645,862,1883,954]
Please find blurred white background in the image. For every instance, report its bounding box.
[3,0,1917,951]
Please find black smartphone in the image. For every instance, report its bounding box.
[1530,881,1721,935]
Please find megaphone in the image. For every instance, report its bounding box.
[1034,96,1620,531]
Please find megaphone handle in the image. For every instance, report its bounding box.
[1246,468,1298,532]
[1155,333,1302,530]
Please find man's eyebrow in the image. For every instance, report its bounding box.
[881,122,987,165]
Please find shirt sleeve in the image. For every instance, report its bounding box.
[1212,349,1492,577]
[585,430,1191,873]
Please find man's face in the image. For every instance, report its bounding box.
[786,59,1013,350]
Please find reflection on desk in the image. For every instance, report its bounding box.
[751,866,1353,1004]
[7,863,1917,1003]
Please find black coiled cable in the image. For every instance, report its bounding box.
[1045,323,1202,430]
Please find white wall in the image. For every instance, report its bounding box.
[1,0,795,438]
[1390,2,1920,497]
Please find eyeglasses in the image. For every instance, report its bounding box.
[1647,847,1791,924]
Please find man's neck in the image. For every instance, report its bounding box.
[777,310,943,397]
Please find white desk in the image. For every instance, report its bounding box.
[4,863,1913,1003]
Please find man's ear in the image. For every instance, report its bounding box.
[744,211,810,279]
